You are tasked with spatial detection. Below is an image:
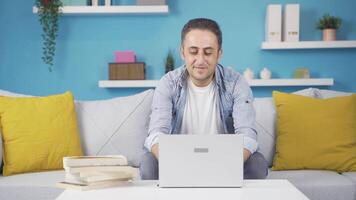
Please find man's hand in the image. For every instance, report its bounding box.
[151,143,159,160]
[243,148,252,162]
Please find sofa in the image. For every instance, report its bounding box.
[0,88,355,200]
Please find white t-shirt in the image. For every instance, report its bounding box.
[181,78,223,135]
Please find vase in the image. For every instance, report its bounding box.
[323,29,336,41]
[243,68,254,80]
[260,68,272,80]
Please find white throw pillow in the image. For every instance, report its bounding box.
[317,89,352,99]
[254,88,320,166]
[75,89,154,167]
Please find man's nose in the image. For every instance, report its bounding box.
[195,53,206,65]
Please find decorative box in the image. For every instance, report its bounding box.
[115,51,136,63]
[109,62,145,80]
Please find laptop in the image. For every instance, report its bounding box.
[159,134,243,188]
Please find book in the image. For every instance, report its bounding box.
[64,165,136,174]
[76,170,132,178]
[265,4,282,42]
[60,155,135,190]
[283,4,300,42]
[65,171,134,184]
[63,155,128,168]
[56,180,132,191]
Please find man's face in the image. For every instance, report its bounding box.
[180,29,222,87]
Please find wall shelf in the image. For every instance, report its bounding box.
[99,78,334,88]
[32,5,169,15]
[261,41,356,50]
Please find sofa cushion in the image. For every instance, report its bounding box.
[0,92,83,176]
[254,88,320,166]
[272,91,356,172]
[268,170,356,200]
[75,89,154,167]
[342,172,356,185]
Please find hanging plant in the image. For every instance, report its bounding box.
[35,0,63,72]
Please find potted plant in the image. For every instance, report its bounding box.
[35,0,63,72]
[165,50,175,74]
[316,14,342,41]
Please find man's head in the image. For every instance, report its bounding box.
[180,18,223,87]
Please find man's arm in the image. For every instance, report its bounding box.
[144,75,174,158]
[232,75,259,162]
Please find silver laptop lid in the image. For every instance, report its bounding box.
[159,134,243,188]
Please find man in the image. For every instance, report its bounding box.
[140,18,268,180]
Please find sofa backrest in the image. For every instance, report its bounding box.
[75,89,154,167]
[1,87,350,169]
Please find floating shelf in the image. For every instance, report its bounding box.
[32,5,169,15]
[99,78,334,88]
[261,41,356,50]
[246,78,333,86]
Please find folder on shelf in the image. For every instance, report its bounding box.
[283,4,300,42]
[265,4,282,42]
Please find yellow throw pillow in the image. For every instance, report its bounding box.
[0,91,83,176]
[272,91,356,172]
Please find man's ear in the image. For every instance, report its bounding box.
[180,46,185,60]
[217,48,223,61]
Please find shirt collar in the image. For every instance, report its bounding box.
[178,64,226,92]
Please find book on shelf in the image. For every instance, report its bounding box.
[63,155,127,167]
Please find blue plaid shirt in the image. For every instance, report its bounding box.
[144,64,258,154]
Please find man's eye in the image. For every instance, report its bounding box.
[189,51,198,55]
[205,52,212,56]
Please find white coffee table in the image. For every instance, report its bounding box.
[56,180,310,200]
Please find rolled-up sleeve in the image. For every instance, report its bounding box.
[232,75,258,154]
[144,131,163,151]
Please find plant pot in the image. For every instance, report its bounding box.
[323,29,336,41]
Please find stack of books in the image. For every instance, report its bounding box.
[56,155,136,191]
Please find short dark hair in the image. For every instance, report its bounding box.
[181,18,222,49]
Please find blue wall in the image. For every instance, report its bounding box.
[1,0,355,100]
